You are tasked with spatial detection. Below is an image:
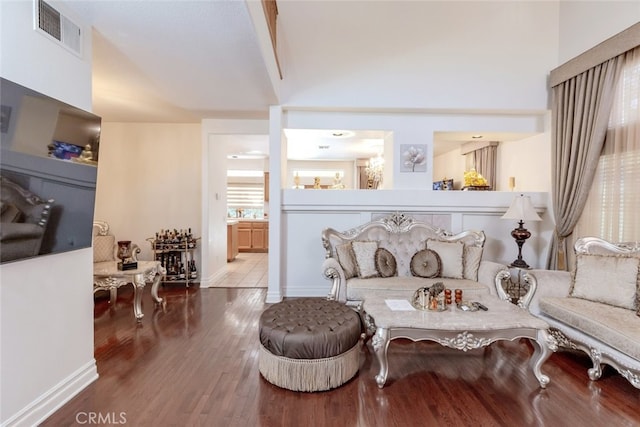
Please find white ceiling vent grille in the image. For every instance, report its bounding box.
[34,0,82,57]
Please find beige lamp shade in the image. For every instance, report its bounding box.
[502,194,541,221]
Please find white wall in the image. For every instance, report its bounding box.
[95,123,202,263]
[433,149,465,190]
[496,132,552,193]
[0,2,97,425]
[279,1,559,111]
[558,2,640,64]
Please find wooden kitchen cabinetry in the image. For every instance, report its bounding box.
[238,221,268,252]
[238,222,252,250]
[227,221,239,261]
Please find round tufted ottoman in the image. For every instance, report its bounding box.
[259,298,363,392]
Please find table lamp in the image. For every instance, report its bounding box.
[502,194,541,268]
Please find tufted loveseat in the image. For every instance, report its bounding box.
[524,237,640,389]
[321,212,508,305]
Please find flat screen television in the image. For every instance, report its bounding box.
[0,77,101,263]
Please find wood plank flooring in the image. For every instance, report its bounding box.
[42,285,640,427]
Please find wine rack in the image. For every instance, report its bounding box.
[147,228,199,287]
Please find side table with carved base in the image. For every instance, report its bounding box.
[363,294,556,388]
[93,260,166,321]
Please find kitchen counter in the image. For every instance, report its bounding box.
[231,218,268,222]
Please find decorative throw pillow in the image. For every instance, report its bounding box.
[351,241,380,279]
[570,253,640,310]
[93,235,115,262]
[410,249,441,278]
[463,245,483,281]
[335,243,358,279]
[425,240,464,279]
[375,248,397,278]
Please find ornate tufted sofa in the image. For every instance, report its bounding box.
[321,212,508,305]
[525,237,640,389]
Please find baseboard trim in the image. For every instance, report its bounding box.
[198,268,226,288]
[2,359,98,427]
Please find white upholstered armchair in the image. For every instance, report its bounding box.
[93,220,140,301]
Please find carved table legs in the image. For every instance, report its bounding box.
[372,328,391,388]
[132,271,164,321]
[372,326,554,389]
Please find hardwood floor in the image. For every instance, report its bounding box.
[42,286,639,427]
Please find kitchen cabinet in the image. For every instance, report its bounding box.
[227,221,239,261]
[238,220,268,252]
[238,222,252,250]
[252,222,266,250]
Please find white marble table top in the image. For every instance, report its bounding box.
[93,260,163,277]
[363,294,549,331]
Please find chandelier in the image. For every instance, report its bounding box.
[365,153,384,189]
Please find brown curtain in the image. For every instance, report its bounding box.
[472,145,497,190]
[547,55,625,270]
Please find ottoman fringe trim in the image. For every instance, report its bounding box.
[259,342,360,392]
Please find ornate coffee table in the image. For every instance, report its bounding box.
[363,295,556,388]
[93,261,165,321]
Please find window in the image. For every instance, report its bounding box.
[575,47,640,242]
[227,170,264,218]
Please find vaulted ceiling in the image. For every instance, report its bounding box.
[63,1,541,160]
[66,1,277,123]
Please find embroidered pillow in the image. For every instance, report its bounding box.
[463,245,483,281]
[425,240,464,279]
[375,248,397,278]
[410,249,441,278]
[570,254,639,310]
[335,243,358,279]
[351,241,380,279]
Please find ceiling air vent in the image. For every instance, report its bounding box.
[34,0,82,56]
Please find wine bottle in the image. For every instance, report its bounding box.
[189,260,197,279]
[179,262,186,279]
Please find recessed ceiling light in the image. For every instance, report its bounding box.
[471,135,483,139]
[329,130,354,138]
